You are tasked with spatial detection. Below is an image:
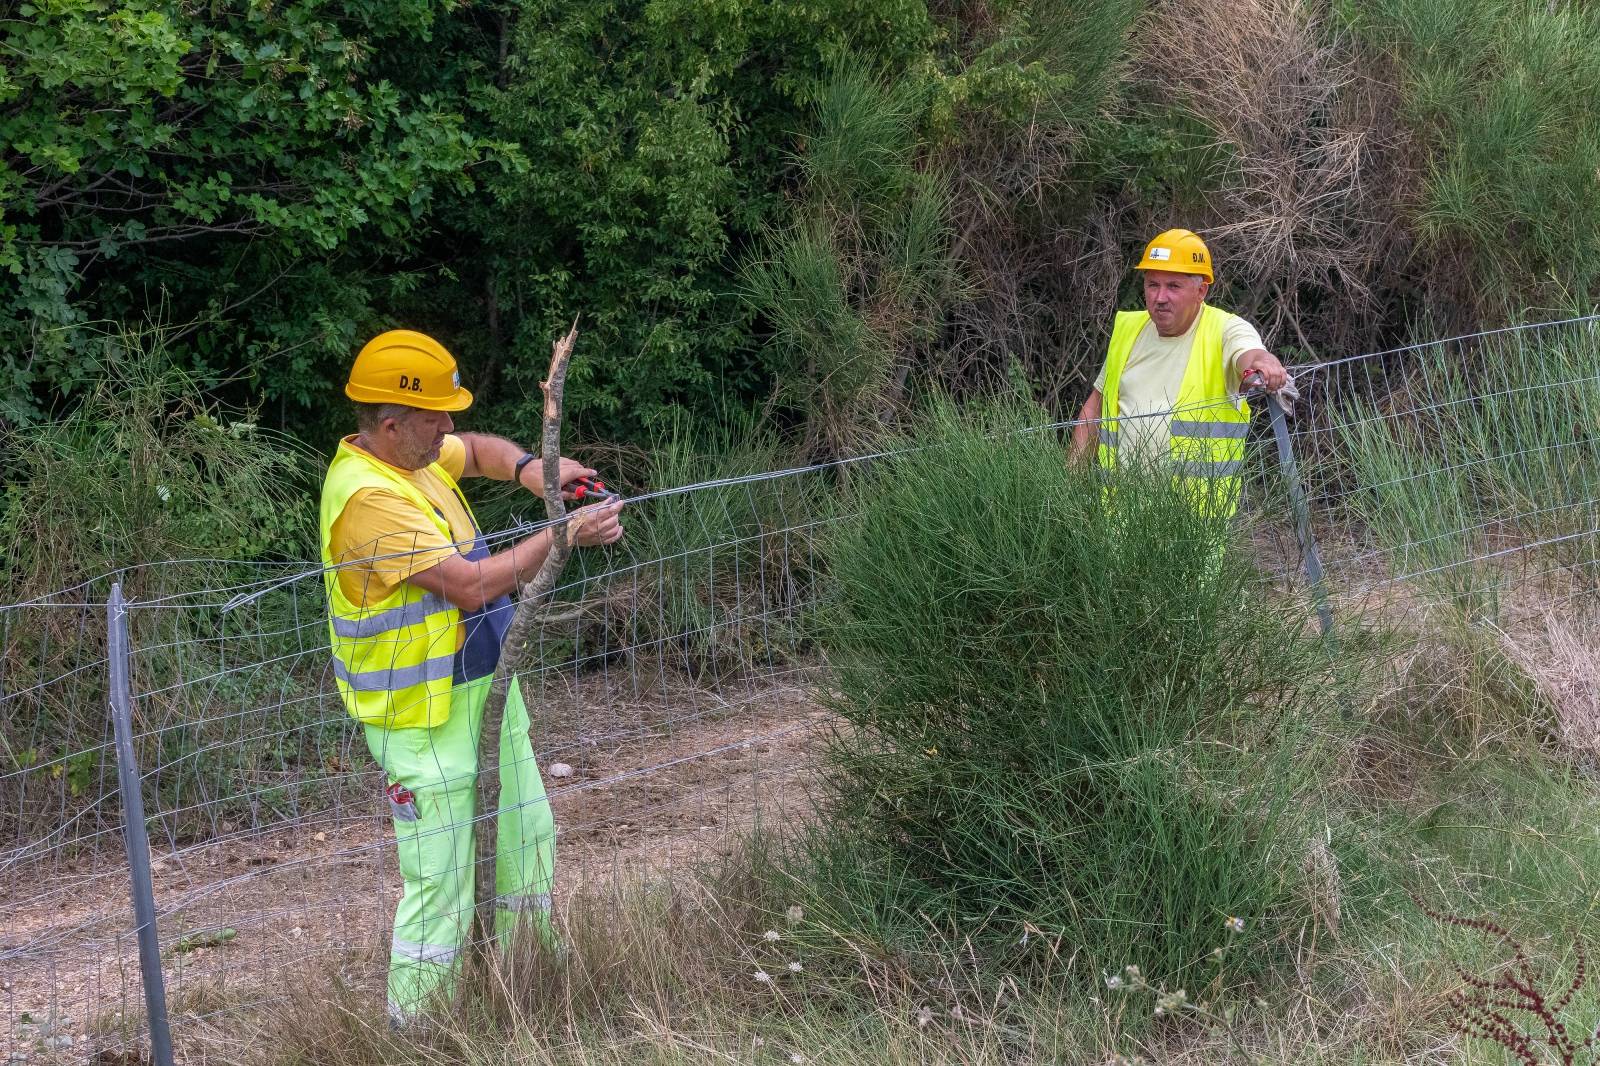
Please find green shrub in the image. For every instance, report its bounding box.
[806,400,1343,977]
[742,61,961,459]
[1343,0,1600,313]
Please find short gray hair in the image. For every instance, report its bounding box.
[353,402,416,433]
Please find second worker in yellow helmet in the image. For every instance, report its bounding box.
[1069,229,1288,517]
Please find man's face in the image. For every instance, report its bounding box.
[380,407,454,470]
[1142,270,1209,337]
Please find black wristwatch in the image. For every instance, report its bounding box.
[513,452,537,486]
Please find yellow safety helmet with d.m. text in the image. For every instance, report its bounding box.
[345,329,473,411]
[1135,228,1213,283]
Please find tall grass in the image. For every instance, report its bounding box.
[1333,326,1600,623]
[0,324,327,847]
[800,400,1345,979]
[1345,0,1600,314]
[593,411,832,680]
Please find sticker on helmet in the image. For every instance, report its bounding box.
[452,371,460,388]
[1149,247,1172,261]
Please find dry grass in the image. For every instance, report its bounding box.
[1136,0,1411,357]
[1498,611,1600,761]
[170,853,1495,1066]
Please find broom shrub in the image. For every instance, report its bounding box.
[807,400,1345,977]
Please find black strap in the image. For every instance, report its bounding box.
[512,452,537,486]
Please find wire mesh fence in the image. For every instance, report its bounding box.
[2,315,1597,1063]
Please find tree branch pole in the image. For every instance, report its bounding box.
[472,317,585,948]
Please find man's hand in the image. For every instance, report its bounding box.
[512,454,596,497]
[572,500,624,547]
[1237,349,1288,392]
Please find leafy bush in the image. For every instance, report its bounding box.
[0,0,509,427]
[477,0,938,442]
[807,400,1343,976]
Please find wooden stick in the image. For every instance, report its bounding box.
[471,317,585,949]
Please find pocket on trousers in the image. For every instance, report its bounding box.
[386,781,420,822]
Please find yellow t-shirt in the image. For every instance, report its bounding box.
[328,434,477,609]
[1092,313,1264,462]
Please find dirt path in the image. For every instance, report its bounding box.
[2,688,828,1062]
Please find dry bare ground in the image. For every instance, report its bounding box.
[1,685,829,1064]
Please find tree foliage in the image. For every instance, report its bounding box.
[460,0,938,440]
[1,0,508,426]
[4,0,1597,451]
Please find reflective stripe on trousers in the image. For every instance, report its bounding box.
[392,937,459,966]
[497,892,552,913]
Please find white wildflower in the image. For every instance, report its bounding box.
[1225,916,1245,934]
[1104,974,1124,990]
[763,929,781,942]
[785,905,804,924]
[753,970,771,984]
[787,961,803,973]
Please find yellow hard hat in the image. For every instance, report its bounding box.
[1135,228,1214,283]
[345,329,473,411]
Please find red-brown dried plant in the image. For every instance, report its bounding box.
[1418,898,1596,1066]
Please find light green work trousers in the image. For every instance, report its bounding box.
[362,675,555,1022]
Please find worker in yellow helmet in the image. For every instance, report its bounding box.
[318,329,624,1025]
[1069,229,1288,516]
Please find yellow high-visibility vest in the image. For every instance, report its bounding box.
[318,442,467,730]
[1096,303,1252,517]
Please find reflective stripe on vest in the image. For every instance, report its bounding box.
[1096,304,1252,517]
[331,653,456,691]
[328,592,453,640]
[318,440,470,730]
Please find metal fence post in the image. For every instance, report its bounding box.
[108,583,175,1066]
[1263,400,1335,635]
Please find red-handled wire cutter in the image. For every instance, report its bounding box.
[568,475,618,503]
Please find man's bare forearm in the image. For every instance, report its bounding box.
[1069,389,1103,461]
[459,431,528,482]
[459,431,595,494]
